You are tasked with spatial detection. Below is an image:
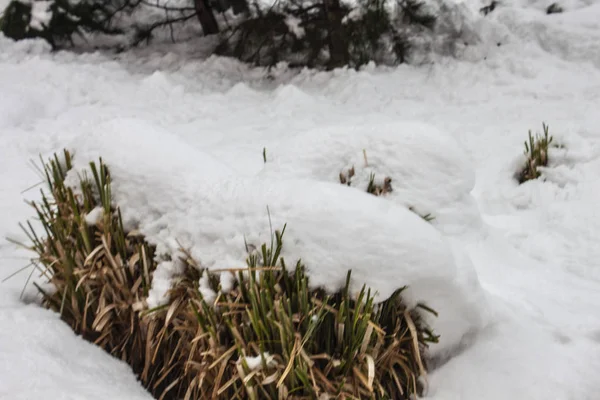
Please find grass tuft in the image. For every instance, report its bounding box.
[13,149,438,399]
[366,173,393,196]
[518,123,555,183]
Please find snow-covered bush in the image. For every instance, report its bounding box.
[0,0,477,68]
[215,0,440,68]
[0,0,218,48]
[0,0,122,48]
[18,150,438,399]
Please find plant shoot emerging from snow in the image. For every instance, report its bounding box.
[518,123,555,183]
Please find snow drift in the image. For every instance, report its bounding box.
[62,117,488,357]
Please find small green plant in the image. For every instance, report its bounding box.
[339,166,393,196]
[518,123,554,183]
[420,213,435,222]
[366,173,393,196]
[408,207,435,223]
[12,150,438,400]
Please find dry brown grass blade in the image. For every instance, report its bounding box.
[143,319,157,381]
[352,365,370,393]
[212,346,236,398]
[365,354,375,391]
[102,235,124,282]
[404,310,426,379]
[165,298,182,327]
[217,372,240,396]
[277,338,298,388]
[261,370,279,386]
[141,244,151,285]
[360,323,374,355]
[92,304,117,331]
[84,244,104,266]
[154,362,180,391]
[158,377,181,400]
[209,345,237,370]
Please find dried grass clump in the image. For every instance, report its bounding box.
[518,123,554,183]
[15,150,438,400]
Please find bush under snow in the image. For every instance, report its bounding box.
[59,117,489,358]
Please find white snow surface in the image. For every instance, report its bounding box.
[237,352,276,371]
[84,206,104,226]
[29,1,53,31]
[1,0,600,398]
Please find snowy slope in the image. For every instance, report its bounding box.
[2,0,600,398]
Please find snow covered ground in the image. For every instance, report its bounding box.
[2,0,600,398]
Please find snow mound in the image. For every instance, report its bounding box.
[479,130,600,283]
[260,121,484,236]
[0,306,151,400]
[62,117,487,356]
[484,3,600,68]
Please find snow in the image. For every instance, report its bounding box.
[1,0,600,398]
[84,206,104,226]
[147,256,186,308]
[284,15,305,38]
[237,352,276,371]
[260,121,484,236]
[30,1,53,31]
[198,271,217,306]
[0,301,151,400]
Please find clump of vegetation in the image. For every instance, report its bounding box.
[546,2,564,14]
[367,173,394,196]
[339,165,393,196]
[479,0,498,16]
[518,123,554,183]
[1,0,442,70]
[214,0,438,69]
[339,166,356,186]
[0,0,122,49]
[13,150,438,399]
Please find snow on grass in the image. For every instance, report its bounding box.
[1,0,600,397]
[237,353,277,371]
[260,121,484,236]
[84,206,104,226]
[59,118,486,356]
[30,1,53,31]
